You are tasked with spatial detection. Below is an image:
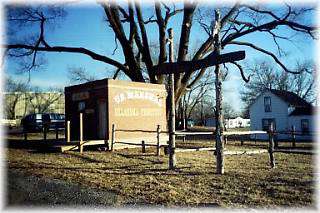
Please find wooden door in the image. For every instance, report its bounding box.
[98,100,107,139]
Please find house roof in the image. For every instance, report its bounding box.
[289,106,314,116]
[269,89,311,108]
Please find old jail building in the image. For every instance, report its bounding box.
[65,79,168,148]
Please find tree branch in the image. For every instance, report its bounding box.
[228,41,300,74]
[5,44,129,73]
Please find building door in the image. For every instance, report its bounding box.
[98,100,107,139]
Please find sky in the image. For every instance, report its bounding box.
[2,0,317,114]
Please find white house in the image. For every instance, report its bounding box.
[205,116,250,129]
[250,89,315,140]
[225,117,250,129]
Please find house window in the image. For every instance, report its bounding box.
[262,118,276,131]
[264,97,271,112]
[301,119,309,135]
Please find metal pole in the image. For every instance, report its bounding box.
[168,28,176,169]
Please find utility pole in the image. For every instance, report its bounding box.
[168,28,176,169]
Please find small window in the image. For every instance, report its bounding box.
[264,97,271,112]
[262,118,276,131]
[78,101,86,111]
[301,119,309,135]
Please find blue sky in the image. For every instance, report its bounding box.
[3,2,316,113]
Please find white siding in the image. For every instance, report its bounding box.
[250,91,289,140]
[288,115,315,141]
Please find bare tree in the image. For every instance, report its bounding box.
[3,2,316,104]
[26,87,63,114]
[67,66,97,84]
[4,77,29,119]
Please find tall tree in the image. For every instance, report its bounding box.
[3,2,316,105]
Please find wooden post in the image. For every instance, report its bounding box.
[79,113,83,153]
[224,135,228,145]
[168,28,176,169]
[55,123,59,140]
[24,130,27,141]
[111,124,115,151]
[156,125,161,156]
[268,123,276,168]
[213,10,224,175]
[67,121,70,143]
[240,139,244,146]
[291,125,296,148]
[43,125,47,141]
[254,133,257,144]
[141,140,146,153]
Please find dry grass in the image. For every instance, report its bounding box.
[6,138,315,208]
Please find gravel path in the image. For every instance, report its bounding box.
[6,170,118,208]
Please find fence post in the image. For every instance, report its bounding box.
[254,133,257,144]
[240,139,244,146]
[156,125,161,156]
[268,123,276,168]
[141,140,146,153]
[43,125,47,141]
[55,123,59,140]
[67,121,70,143]
[79,113,83,153]
[24,130,27,141]
[224,135,228,145]
[291,125,296,148]
[111,124,115,151]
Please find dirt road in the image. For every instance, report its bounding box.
[6,170,117,208]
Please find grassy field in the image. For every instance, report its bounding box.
[5,135,316,208]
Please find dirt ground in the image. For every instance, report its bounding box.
[6,169,117,208]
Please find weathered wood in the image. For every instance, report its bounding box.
[156,125,161,156]
[55,123,59,140]
[214,10,224,175]
[141,140,146,153]
[43,125,47,141]
[111,123,115,151]
[224,149,268,155]
[291,125,296,148]
[168,28,176,170]
[175,131,214,135]
[152,51,245,75]
[24,130,27,141]
[175,147,216,153]
[254,133,257,144]
[67,121,71,143]
[268,123,276,168]
[274,149,315,155]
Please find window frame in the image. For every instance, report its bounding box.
[262,118,276,131]
[301,119,310,135]
[264,96,272,112]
